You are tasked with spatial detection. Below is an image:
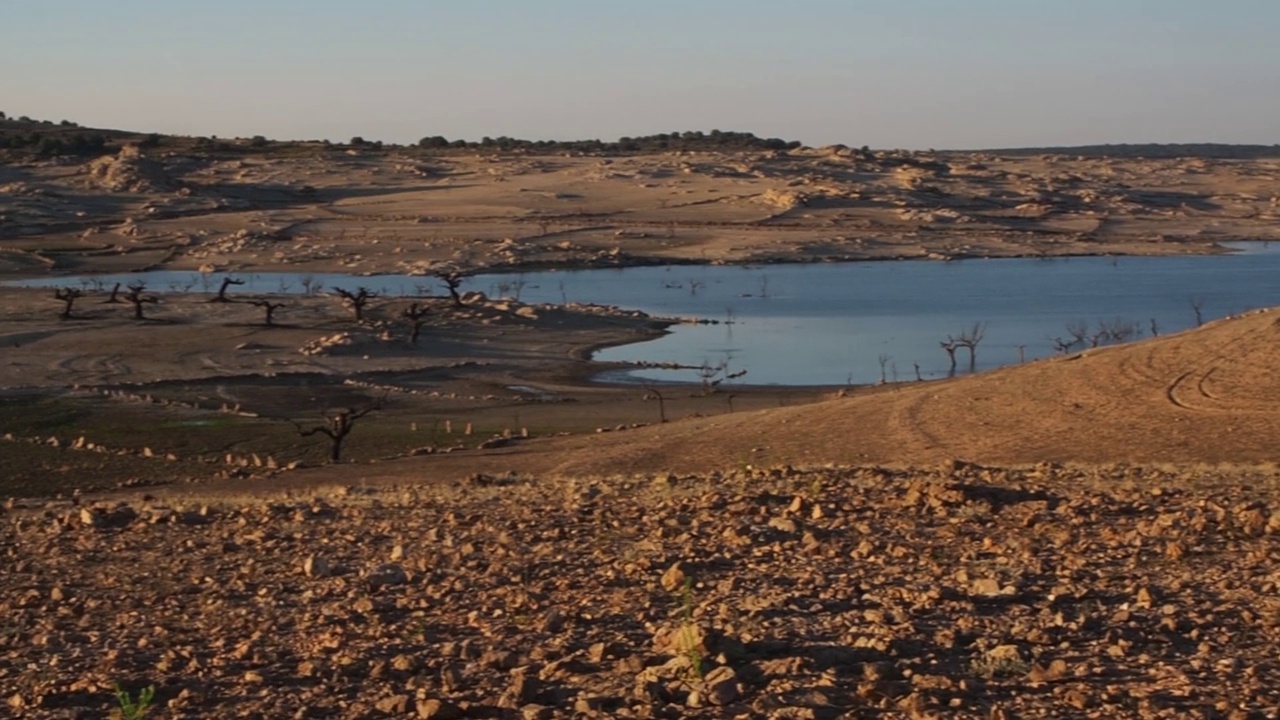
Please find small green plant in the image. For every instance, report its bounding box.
[111,683,155,720]
[677,577,705,681]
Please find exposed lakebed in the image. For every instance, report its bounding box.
[8,242,1279,385]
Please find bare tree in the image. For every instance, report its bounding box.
[1100,317,1140,344]
[1087,326,1109,348]
[1190,296,1205,327]
[1149,317,1160,338]
[1050,336,1074,355]
[402,302,430,344]
[643,385,667,423]
[123,282,158,320]
[299,274,321,296]
[914,362,923,382]
[249,298,285,325]
[53,287,82,320]
[695,359,747,395]
[877,353,891,385]
[1014,344,1027,364]
[939,337,960,377]
[1065,320,1089,348]
[103,282,123,304]
[292,400,382,463]
[436,271,466,307]
[332,286,378,322]
[955,322,986,373]
[209,277,244,303]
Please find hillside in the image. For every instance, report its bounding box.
[282,307,1280,489]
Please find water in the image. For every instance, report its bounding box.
[7,242,1279,386]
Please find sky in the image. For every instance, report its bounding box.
[2,1,1277,149]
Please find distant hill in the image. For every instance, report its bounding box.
[975,143,1280,159]
[3,111,1276,160]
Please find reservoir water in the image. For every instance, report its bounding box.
[8,243,1279,385]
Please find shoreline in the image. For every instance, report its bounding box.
[0,236,1249,284]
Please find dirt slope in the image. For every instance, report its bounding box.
[285,307,1280,489]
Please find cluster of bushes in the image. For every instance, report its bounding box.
[416,129,802,153]
[0,131,108,157]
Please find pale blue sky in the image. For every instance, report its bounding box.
[2,1,1276,148]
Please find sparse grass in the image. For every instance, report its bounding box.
[968,652,1032,680]
[676,576,705,681]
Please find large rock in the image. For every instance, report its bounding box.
[85,146,177,193]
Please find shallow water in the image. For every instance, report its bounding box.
[8,242,1279,385]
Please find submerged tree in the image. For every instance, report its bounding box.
[53,287,83,319]
[123,282,158,320]
[695,359,747,395]
[436,271,466,308]
[955,322,986,373]
[209,277,245,303]
[333,286,378,322]
[1190,296,1206,327]
[939,338,960,377]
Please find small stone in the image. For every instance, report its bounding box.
[971,578,1002,596]
[703,666,740,705]
[539,608,564,633]
[376,695,411,714]
[768,516,798,534]
[368,563,408,589]
[303,555,331,578]
[521,705,553,720]
[660,562,687,592]
[416,699,463,720]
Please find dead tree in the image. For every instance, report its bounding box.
[292,401,381,464]
[1190,296,1205,327]
[877,353,891,385]
[53,287,83,319]
[250,299,285,325]
[1149,318,1160,338]
[333,286,378,322]
[1065,320,1089,348]
[209,277,245,303]
[1087,326,1109,348]
[123,282,158,320]
[695,359,747,395]
[939,338,960,377]
[955,322,986,373]
[436,272,466,307]
[402,302,430,344]
[643,385,667,424]
[1050,337,1074,355]
[1014,344,1027,364]
[103,282,123,304]
[1100,318,1139,344]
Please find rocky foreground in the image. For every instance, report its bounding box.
[3,463,1280,719]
